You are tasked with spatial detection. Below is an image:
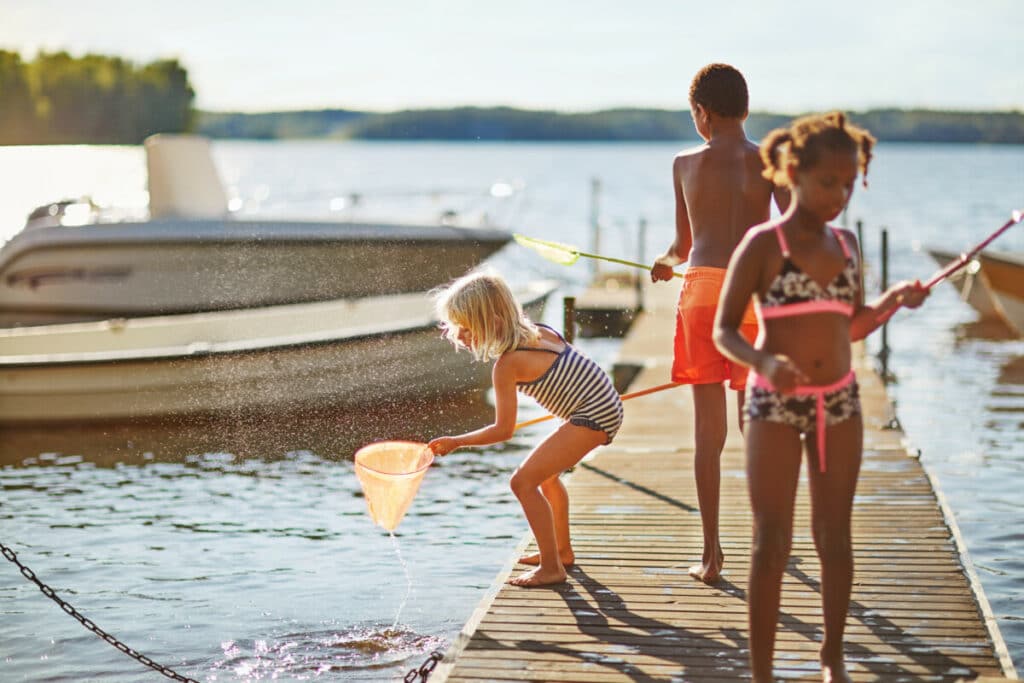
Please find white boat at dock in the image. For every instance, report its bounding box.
[0,135,513,326]
[0,280,556,423]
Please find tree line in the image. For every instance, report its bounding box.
[0,50,194,145]
[2,49,1022,145]
[197,106,1024,144]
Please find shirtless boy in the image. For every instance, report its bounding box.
[651,63,789,583]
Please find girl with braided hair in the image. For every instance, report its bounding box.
[714,112,928,682]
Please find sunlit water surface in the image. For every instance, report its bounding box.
[1,141,1022,679]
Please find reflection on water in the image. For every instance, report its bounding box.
[996,354,1024,385]
[953,318,1020,344]
[210,626,446,679]
[0,390,543,681]
[885,285,1024,669]
[0,393,495,467]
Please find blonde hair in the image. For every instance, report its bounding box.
[434,270,541,362]
[760,111,876,188]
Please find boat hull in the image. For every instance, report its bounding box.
[0,219,511,325]
[0,282,554,423]
[977,251,1024,336]
[924,247,1000,319]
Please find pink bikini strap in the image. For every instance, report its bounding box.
[776,225,851,260]
[831,227,851,259]
[773,226,791,257]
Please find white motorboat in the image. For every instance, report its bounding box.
[0,135,513,326]
[0,280,557,423]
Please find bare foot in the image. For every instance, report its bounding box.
[821,659,852,683]
[518,550,575,568]
[687,546,724,584]
[507,566,567,587]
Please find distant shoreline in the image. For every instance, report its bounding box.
[197,107,1024,145]
[4,51,1020,146]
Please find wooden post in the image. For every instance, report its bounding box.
[589,177,601,278]
[563,296,576,344]
[879,227,891,382]
[636,217,646,313]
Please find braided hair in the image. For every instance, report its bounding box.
[761,111,876,188]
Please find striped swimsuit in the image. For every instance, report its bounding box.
[517,324,624,443]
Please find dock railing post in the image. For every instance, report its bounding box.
[589,177,601,279]
[563,296,576,344]
[636,217,646,313]
[879,227,891,382]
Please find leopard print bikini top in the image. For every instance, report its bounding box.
[759,225,858,319]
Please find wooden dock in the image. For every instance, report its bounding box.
[432,281,1017,682]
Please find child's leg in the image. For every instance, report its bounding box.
[736,388,747,434]
[746,421,803,683]
[519,474,575,567]
[806,416,863,683]
[690,382,727,583]
[508,423,605,587]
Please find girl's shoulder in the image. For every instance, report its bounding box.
[740,219,784,254]
[533,324,568,352]
[499,323,564,359]
[829,224,860,249]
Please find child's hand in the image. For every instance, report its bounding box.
[427,436,459,456]
[897,280,929,309]
[758,354,810,394]
[650,261,676,283]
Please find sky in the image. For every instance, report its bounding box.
[1,0,1021,114]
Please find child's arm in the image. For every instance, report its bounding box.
[850,280,929,341]
[714,234,810,392]
[652,156,692,281]
[427,357,520,456]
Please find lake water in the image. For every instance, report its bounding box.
[1,140,1022,680]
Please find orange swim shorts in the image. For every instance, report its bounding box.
[672,266,758,390]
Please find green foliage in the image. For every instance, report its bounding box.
[0,50,194,145]
[3,49,1021,146]
[195,106,1024,144]
[341,107,695,141]
[0,50,37,144]
[199,109,364,139]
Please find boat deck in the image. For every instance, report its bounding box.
[431,281,1015,682]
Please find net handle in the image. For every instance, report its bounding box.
[514,382,681,431]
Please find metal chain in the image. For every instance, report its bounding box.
[404,650,444,682]
[1,541,199,683]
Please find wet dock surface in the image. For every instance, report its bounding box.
[433,281,1014,682]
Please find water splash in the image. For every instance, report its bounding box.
[389,531,413,630]
[211,625,447,679]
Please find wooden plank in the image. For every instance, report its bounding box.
[432,280,1016,682]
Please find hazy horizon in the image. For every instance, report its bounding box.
[2,0,1021,114]
[194,104,1023,116]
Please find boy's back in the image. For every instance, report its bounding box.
[650,62,785,585]
[677,135,776,268]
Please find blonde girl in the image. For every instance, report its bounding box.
[428,270,623,587]
[714,112,928,682]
